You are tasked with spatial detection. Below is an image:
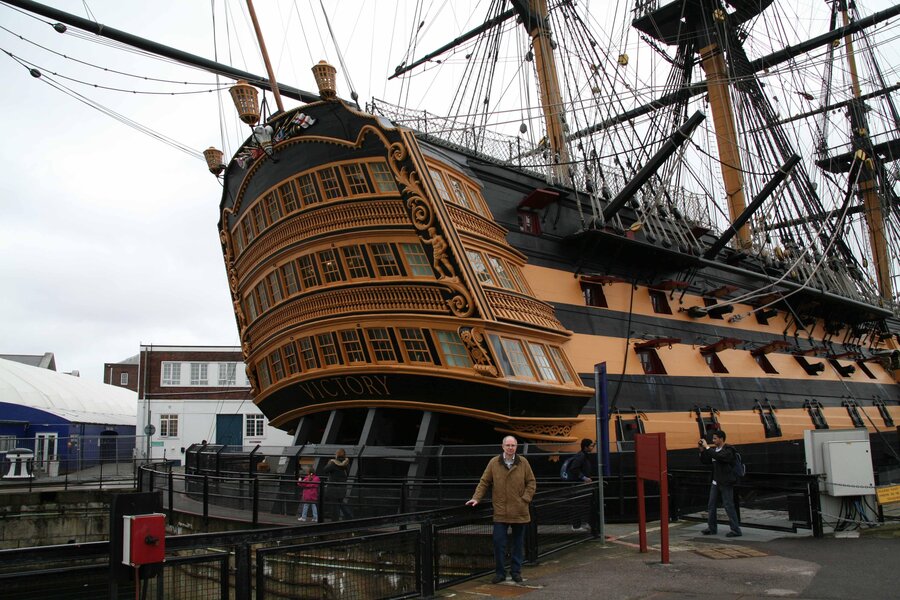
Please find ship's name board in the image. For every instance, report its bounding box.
[297,375,391,402]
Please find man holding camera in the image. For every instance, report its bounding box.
[699,430,742,537]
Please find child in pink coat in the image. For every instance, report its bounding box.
[297,467,320,522]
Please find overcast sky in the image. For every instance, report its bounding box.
[0,1,896,382]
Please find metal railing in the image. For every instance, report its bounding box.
[0,483,600,599]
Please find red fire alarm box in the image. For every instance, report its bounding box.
[122,513,166,566]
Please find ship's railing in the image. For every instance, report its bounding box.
[0,477,600,599]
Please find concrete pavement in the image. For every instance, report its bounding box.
[440,516,900,599]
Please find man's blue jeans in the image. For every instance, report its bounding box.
[707,483,741,534]
[492,522,525,577]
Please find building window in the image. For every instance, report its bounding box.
[447,177,474,210]
[399,328,433,363]
[298,255,320,288]
[281,262,299,295]
[264,191,282,224]
[342,163,371,195]
[297,173,320,205]
[246,414,265,437]
[190,363,208,386]
[162,362,181,386]
[369,161,397,193]
[318,249,344,283]
[372,243,402,276]
[428,168,452,203]
[401,243,433,277]
[0,435,16,452]
[488,257,517,290]
[649,290,672,314]
[518,210,541,235]
[279,180,298,213]
[436,330,472,368]
[283,343,300,374]
[636,349,666,374]
[528,343,558,381]
[500,338,536,379]
[119,372,129,386]
[342,245,371,279]
[548,347,576,383]
[218,362,237,386]
[317,333,341,366]
[466,251,494,285]
[366,328,397,362]
[582,282,608,308]
[317,166,343,199]
[704,352,728,374]
[160,414,179,437]
[267,272,283,304]
[339,330,367,363]
[299,337,317,370]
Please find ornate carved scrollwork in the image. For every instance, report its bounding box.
[459,326,499,377]
[506,422,575,439]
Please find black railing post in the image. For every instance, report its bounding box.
[219,554,229,600]
[99,458,103,489]
[526,506,539,563]
[235,543,252,600]
[400,481,408,514]
[420,519,435,598]
[203,475,210,528]
[809,479,824,538]
[167,470,174,524]
[252,477,259,527]
[149,469,155,492]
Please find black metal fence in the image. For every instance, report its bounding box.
[0,484,599,599]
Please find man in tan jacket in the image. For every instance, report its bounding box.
[466,435,537,584]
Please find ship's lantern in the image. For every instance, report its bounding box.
[312,60,338,101]
[229,80,260,125]
[203,147,226,176]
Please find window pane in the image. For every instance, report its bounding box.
[241,218,255,244]
[488,256,516,290]
[342,163,371,195]
[268,272,283,304]
[548,347,575,383]
[252,203,267,234]
[339,330,367,363]
[318,249,344,283]
[366,328,397,362]
[162,362,181,386]
[257,358,271,388]
[232,225,245,254]
[255,281,270,312]
[428,168,451,202]
[436,330,472,368]
[466,251,494,285]
[527,343,557,381]
[500,338,535,378]
[218,362,237,386]
[448,177,474,210]
[190,363,208,386]
[245,294,258,321]
[283,343,300,374]
[401,243,433,277]
[371,243,401,276]
[281,263,299,295]
[160,414,178,437]
[299,337,317,370]
[270,349,284,380]
[279,180,298,213]
[316,333,341,366]
[298,255,319,288]
[264,192,282,223]
[119,372,129,386]
[399,328,432,363]
[369,161,397,192]
[342,245,370,279]
[245,414,265,437]
[298,173,320,205]
[317,166,343,199]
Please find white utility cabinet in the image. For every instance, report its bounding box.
[822,440,875,497]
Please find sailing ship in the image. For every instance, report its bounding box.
[9,0,899,478]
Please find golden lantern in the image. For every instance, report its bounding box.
[203,147,226,176]
[311,60,337,101]
[229,80,260,125]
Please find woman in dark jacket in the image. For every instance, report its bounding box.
[322,448,353,521]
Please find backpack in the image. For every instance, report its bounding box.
[559,455,576,481]
[731,448,746,480]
